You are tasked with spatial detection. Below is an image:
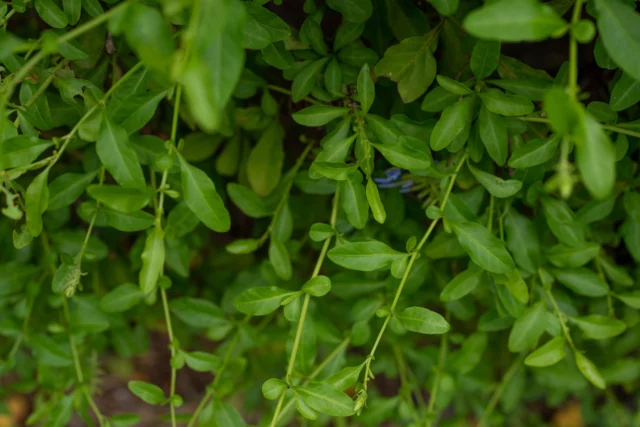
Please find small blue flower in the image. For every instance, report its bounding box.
[374,168,403,185]
[399,180,414,194]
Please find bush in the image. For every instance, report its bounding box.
[1,0,640,425]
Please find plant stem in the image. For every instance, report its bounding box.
[274,337,350,425]
[161,288,177,427]
[392,346,420,423]
[77,168,105,262]
[267,85,324,106]
[259,142,316,245]
[568,0,584,99]
[0,2,129,115]
[62,298,106,426]
[426,311,450,427]
[478,353,525,427]
[186,331,242,427]
[363,153,468,390]
[542,281,576,351]
[487,195,495,233]
[269,188,341,426]
[519,116,640,139]
[157,84,182,218]
[13,59,68,127]
[47,62,144,172]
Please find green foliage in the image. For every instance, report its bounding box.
[2,0,640,426]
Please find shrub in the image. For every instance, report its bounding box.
[1,0,640,426]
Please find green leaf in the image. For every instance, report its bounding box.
[571,315,627,340]
[243,3,290,50]
[328,240,405,271]
[541,197,585,247]
[0,136,52,170]
[430,96,475,151]
[479,89,534,116]
[26,169,49,237]
[324,58,343,96]
[296,382,355,416]
[97,117,145,189]
[326,0,372,23]
[478,105,508,166]
[183,351,222,372]
[292,58,330,102]
[375,32,438,103]
[47,394,74,427]
[179,155,230,233]
[48,171,97,210]
[471,40,500,79]
[300,17,327,56]
[124,4,175,80]
[227,183,271,218]
[614,291,640,309]
[610,73,640,111]
[234,286,296,316]
[171,297,225,328]
[467,162,522,198]
[325,364,365,391]
[574,110,616,200]
[226,238,260,254]
[594,0,640,81]
[87,185,153,213]
[546,243,600,268]
[574,351,606,389]
[463,0,566,42]
[372,136,432,170]
[62,0,80,25]
[366,179,386,224]
[139,225,165,295]
[436,75,472,95]
[508,301,546,353]
[396,306,450,334]
[440,266,482,302]
[104,208,156,232]
[293,106,351,127]
[313,162,358,181]
[357,64,374,115]
[489,78,551,101]
[302,276,332,297]
[524,336,566,367]
[508,135,560,169]
[504,210,541,274]
[334,21,365,51]
[269,238,292,280]
[451,221,515,274]
[182,0,245,132]
[247,121,284,196]
[309,223,335,242]
[421,86,459,113]
[109,90,166,135]
[339,171,369,229]
[128,381,165,405]
[100,283,144,313]
[35,0,68,28]
[262,378,287,400]
[212,400,247,427]
[552,268,609,297]
[427,0,458,15]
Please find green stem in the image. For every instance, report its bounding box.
[157,84,182,218]
[393,346,420,423]
[259,142,316,245]
[161,288,177,427]
[0,2,129,115]
[519,116,640,140]
[568,0,584,98]
[363,153,468,390]
[426,311,450,427]
[274,337,350,425]
[46,62,144,173]
[542,282,576,351]
[13,59,68,127]
[487,195,495,233]
[77,168,105,262]
[62,298,106,426]
[269,188,341,426]
[266,84,325,105]
[478,353,525,427]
